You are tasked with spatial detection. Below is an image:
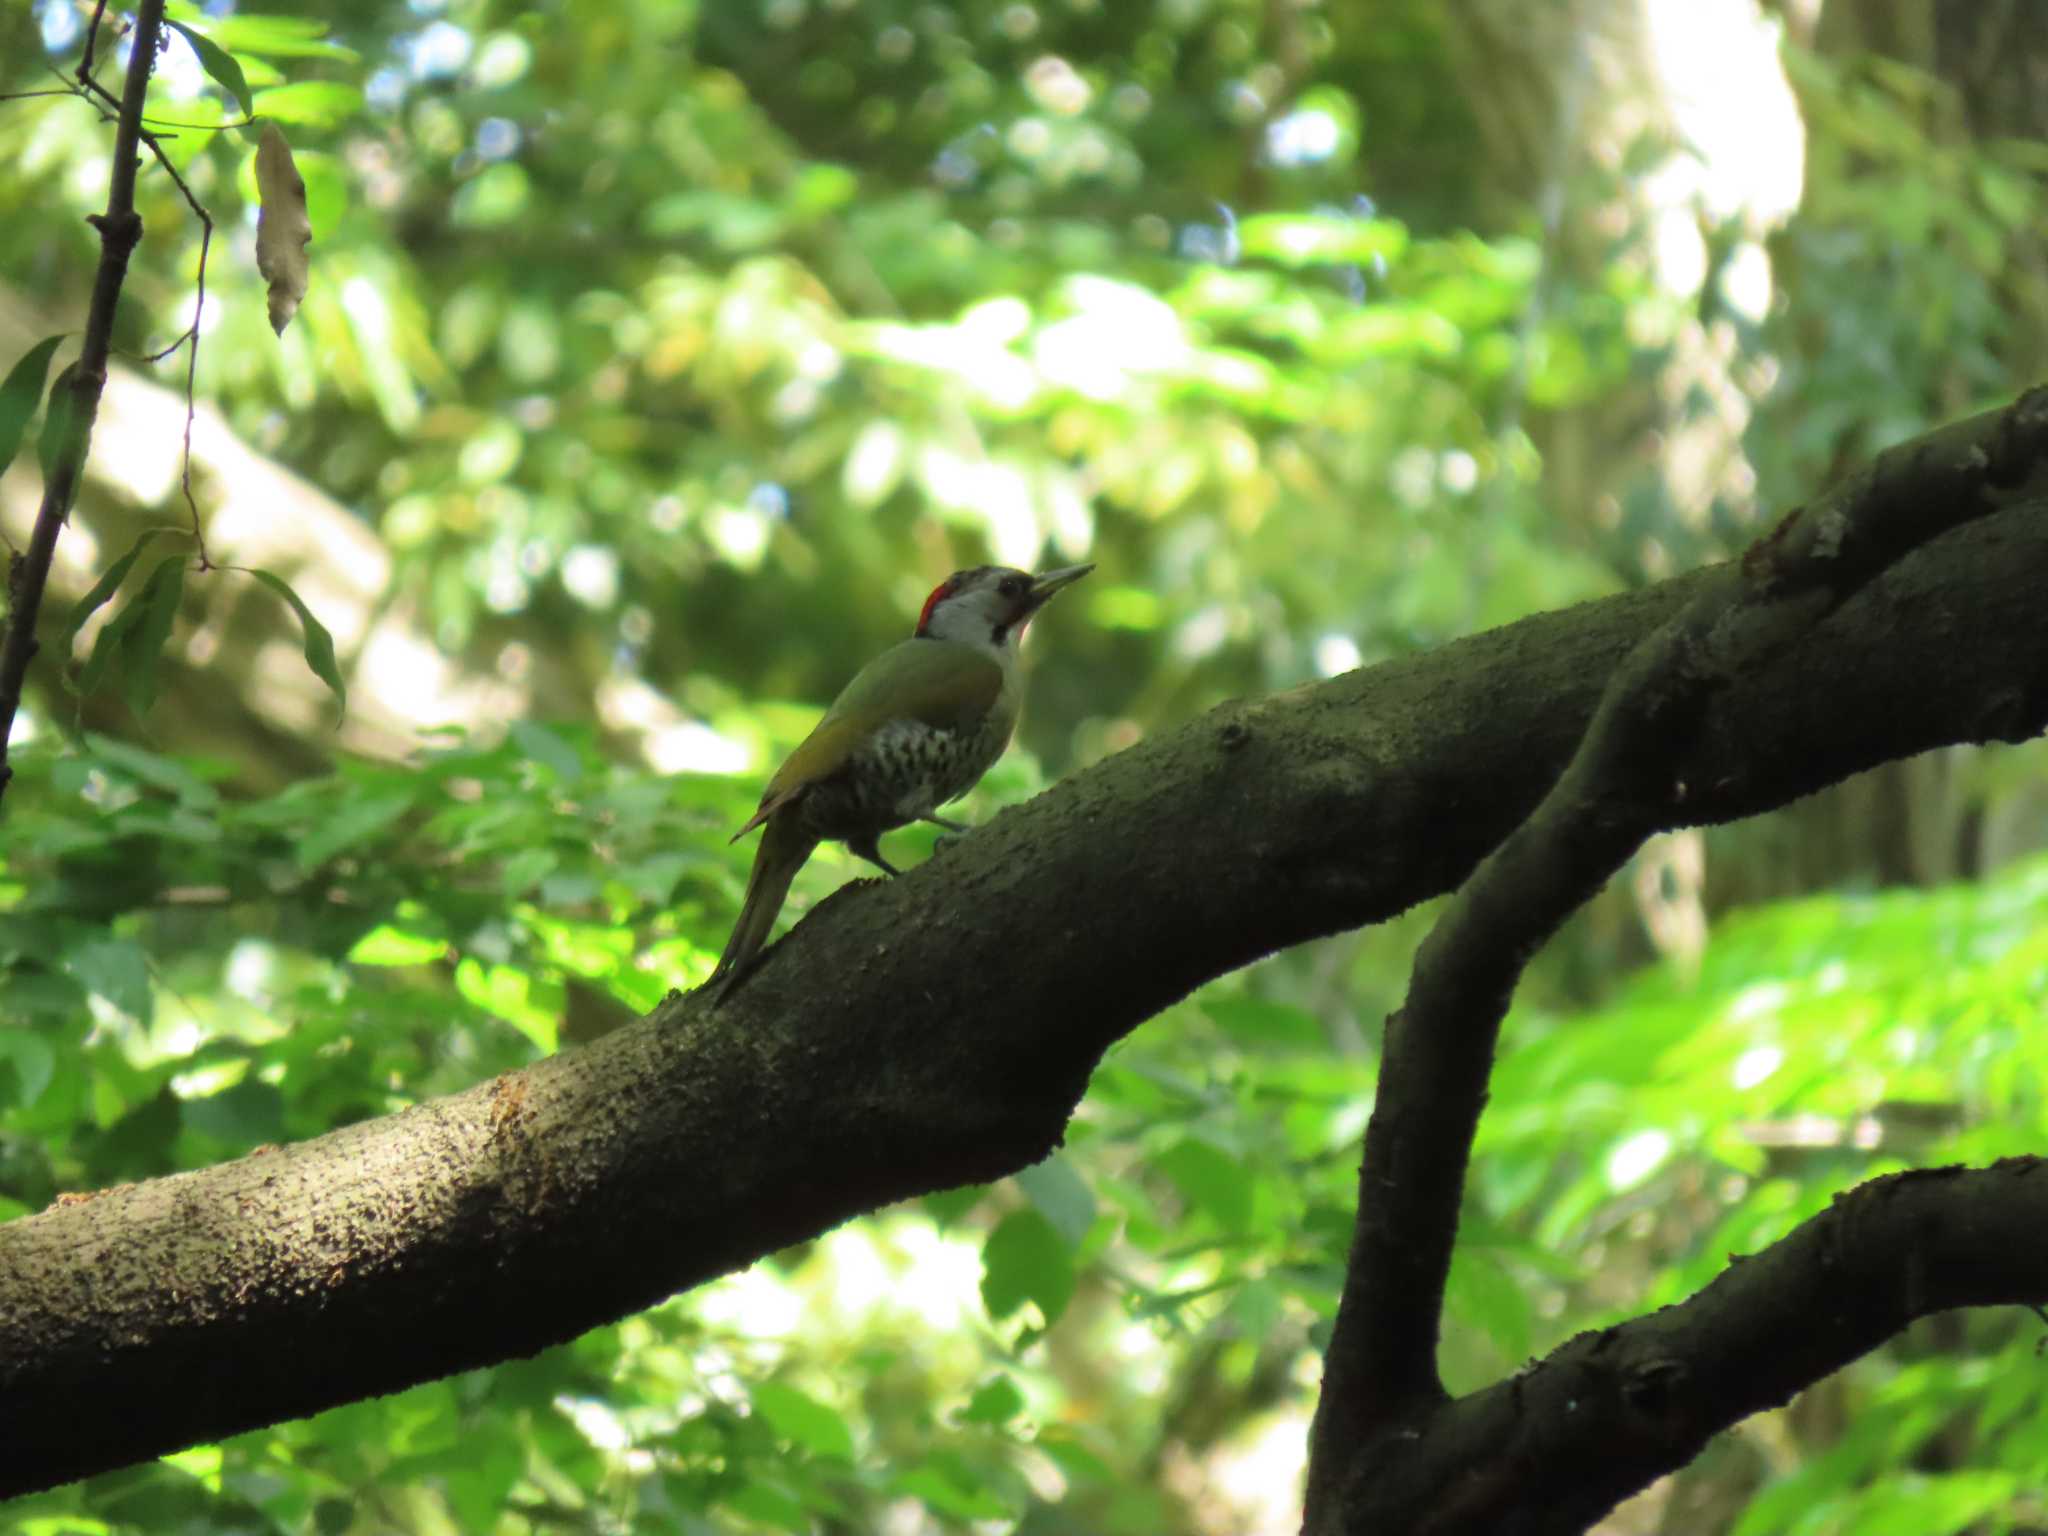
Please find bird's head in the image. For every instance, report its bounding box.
[914,563,1093,651]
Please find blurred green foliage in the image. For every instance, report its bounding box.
[3,1,2048,1532]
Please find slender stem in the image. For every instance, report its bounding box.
[76,0,113,92]
[0,0,168,802]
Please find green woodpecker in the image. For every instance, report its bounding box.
[708,562,1093,999]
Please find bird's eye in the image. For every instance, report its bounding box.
[999,576,1025,598]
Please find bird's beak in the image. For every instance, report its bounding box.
[1025,563,1094,611]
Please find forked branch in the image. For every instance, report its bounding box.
[1304,386,2048,1535]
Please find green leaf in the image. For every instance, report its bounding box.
[85,733,220,807]
[980,1208,1076,1325]
[0,335,63,476]
[164,19,254,118]
[1015,1155,1097,1246]
[295,150,348,240]
[295,788,414,870]
[0,1030,56,1109]
[246,568,347,725]
[35,363,94,514]
[960,1375,1025,1426]
[436,1433,523,1534]
[722,1482,808,1533]
[119,556,188,718]
[205,13,357,60]
[453,958,559,1053]
[159,1443,224,1492]
[1036,1430,1113,1485]
[1445,1247,1534,1363]
[183,1079,285,1145]
[58,529,168,666]
[749,1381,855,1462]
[1157,1136,1255,1231]
[100,1086,182,1168]
[347,925,449,966]
[921,1184,987,1228]
[1204,995,1327,1050]
[63,936,153,1023]
[252,81,364,127]
[509,720,582,783]
[1237,212,1410,269]
[1228,1278,1283,1342]
[893,1458,1011,1521]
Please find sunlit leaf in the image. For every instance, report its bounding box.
[158,1443,224,1492]
[165,19,254,118]
[454,958,559,1053]
[960,1375,1025,1426]
[252,81,364,126]
[347,926,449,966]
[749,1382,855,1462]
[1237,212,1410,268]
[204,12,357,59]
[245,569,345,723]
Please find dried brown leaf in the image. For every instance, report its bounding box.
[254,122,311,336]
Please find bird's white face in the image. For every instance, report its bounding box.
[917,567,1035,651]
[915,564,1092,655]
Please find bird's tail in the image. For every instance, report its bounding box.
[708,812,817,1002]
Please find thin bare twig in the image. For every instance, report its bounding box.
[131,145,217,568]
[0,0,170,800]
[140,113,258,130]
[39,24,222,568]
[75,0,115,92]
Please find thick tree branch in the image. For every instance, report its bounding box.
[1332,1158,2048,1536]
[0,0,164,802]
[1303,387,2048,1533]
[1,412,2047,1494]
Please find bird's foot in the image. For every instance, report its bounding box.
[847,835,902,878]
[922,813,970,855]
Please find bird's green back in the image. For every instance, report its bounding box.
[763,639,1007,801]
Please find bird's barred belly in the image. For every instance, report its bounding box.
[800,718,1004,840]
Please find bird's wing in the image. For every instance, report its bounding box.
[731,641,1004,839]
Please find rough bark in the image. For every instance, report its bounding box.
[2,446,2047,1500]
[1316,1158,2048,1536]
[1304,387,2048,1534]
